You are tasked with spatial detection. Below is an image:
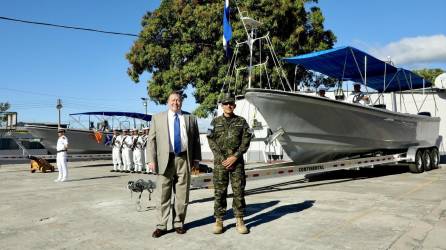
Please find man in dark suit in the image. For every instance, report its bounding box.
[147,91,202,238]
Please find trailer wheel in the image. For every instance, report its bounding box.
[423,150,432,171]
[409,150,424,173]
[429,148,440,169]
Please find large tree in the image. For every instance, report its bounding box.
[127,0,336,117]
[413,68,445,85]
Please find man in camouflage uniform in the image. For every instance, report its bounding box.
[207,93,252,234]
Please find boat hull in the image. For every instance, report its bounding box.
[245,89,440,164]
[25,125,112,154]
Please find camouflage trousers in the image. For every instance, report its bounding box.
[213,161,246,219]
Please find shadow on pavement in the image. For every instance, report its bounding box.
[241,200,315,229]
[305,164,409,182]
[71,163,111,169]
[186,200,280,230]
[65,175,121,182]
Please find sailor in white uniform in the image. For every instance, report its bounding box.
[142,127,152,174]
[133,130,145,173]
[55,128,69,182]
[111,129,123,172]
[121,129,133,173]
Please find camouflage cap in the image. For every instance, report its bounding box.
[220,92,235,104]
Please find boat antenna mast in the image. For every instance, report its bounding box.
[222,3,292,96]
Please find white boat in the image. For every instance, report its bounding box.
[224,14,441,165]
[0,129,48,163]
[245,88,440,164]
[25,112,151,154]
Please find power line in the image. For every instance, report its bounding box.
[0,16,138,37]
[0,16,215,46]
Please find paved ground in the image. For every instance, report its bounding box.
[0,160,445,250]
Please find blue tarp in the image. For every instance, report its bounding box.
[283,46,431,92]
[70,112,152,121]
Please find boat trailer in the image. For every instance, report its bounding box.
[191,147,441,189]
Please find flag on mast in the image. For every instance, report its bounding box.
[222,0,232,57]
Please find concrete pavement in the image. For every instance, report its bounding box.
[0,161,445,250]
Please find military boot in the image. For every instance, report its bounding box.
[236,217,249,234]
[213,218,224,234]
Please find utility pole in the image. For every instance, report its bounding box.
[141,97,148,127]
[56,99,63,128]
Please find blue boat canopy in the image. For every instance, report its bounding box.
[70,112,152,121]
[283,46,431,92]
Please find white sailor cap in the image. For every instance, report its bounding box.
[143,127,150,130]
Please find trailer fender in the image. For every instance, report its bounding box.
[435,136,443,149]
[406,147,420,163]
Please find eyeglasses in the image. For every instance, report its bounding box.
[222,102,235,106]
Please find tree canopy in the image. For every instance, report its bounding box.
[126,0,336,117]
[413,68,445,85]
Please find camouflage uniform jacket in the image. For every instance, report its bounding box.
[207,114,252,162]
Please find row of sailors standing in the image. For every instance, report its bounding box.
[317,82,370,105]
[110,127,152,174]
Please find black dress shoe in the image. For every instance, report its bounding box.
[110,170,116,172]
[174,227,187,234]
[152,229,167,238]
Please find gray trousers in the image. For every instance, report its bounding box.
[156,154,190,230]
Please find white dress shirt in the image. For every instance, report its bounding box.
[168,110,188,153]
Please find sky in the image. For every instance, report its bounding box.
[1,0,445,127]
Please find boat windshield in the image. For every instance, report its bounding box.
[69,111,152,131]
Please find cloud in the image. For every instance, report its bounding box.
[369,35,446,66]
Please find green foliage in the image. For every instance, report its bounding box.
[0,102,10,112]
[0,102,10,126]
[126,0,336,117]
[413,68,445,85]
